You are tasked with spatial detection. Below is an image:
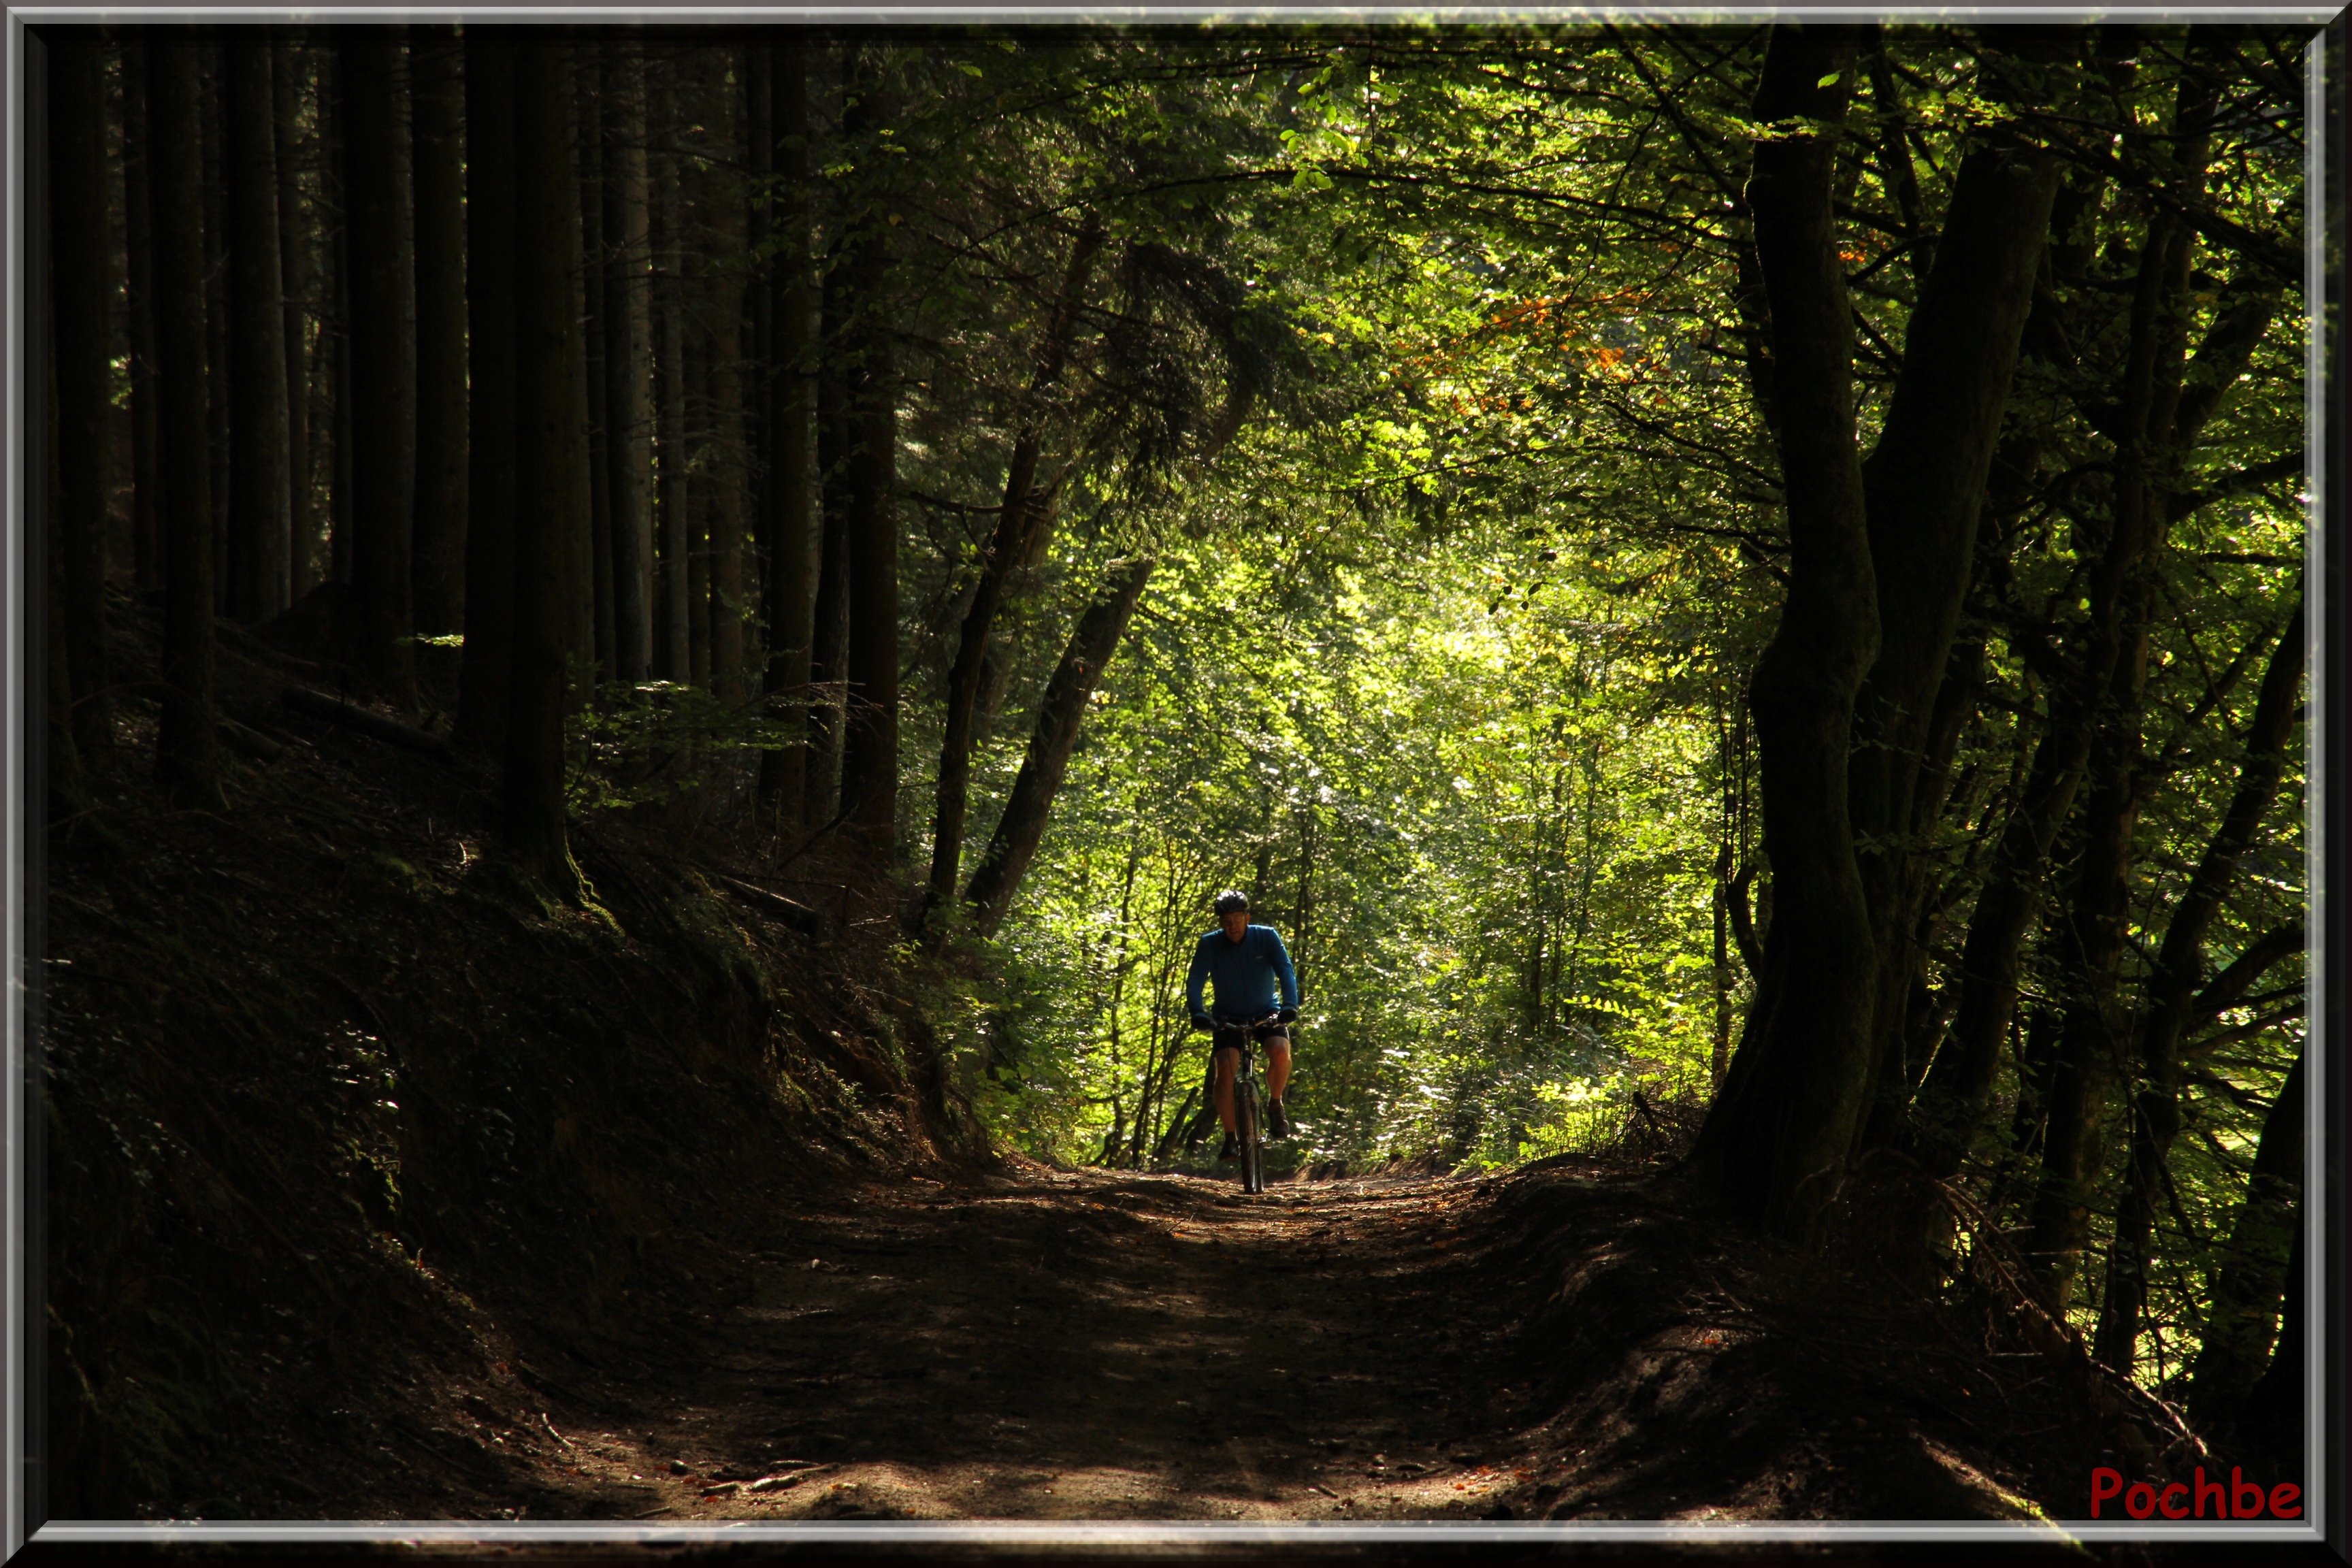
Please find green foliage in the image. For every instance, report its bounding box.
[564,681,802,815]
[596,26,2307,1403]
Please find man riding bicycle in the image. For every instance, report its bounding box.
[1186,889,1300,1160]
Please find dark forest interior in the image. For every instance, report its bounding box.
[29,21,2321,1529]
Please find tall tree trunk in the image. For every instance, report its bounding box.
[410,29,467,636]
[2093,594,2305,1373]
[687,325,715,688]
[225,39,291,623]
[926,223,1103,911]
[148,37,225,808]
[708,305,750,702]
[1688,24,1879,1242]
[328,67,353,589]
[274,41,318,603]
[124,39,163,591]
[603,44,653,688]
[50,31,115,757]
[455,33,517,755]
[564,105,598,691]
[804,339,851,828]
[757,43,814,823]
[199,49,232,609]
[582,56,615,684]
[649,61,691,683]
[341,35,419,706]
[836,52,899,859]
[704,83,750,704]
[746,48,774,708]
[963,557,1156,934]
[506,43,587,896]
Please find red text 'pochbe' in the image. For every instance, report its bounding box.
[2089,1466,2301,1520]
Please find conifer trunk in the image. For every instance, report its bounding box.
[199,51,232,606]
[757,44,815,823]
[148,36,225,807]
[340,35,419,704]
[506,42,587,895]
[804,307,852,829]
[836,54,899,858]
[410,30,468,635]
[49,31,115,757]
[649,61,692,684]
[274,41,319,603]
[225,39,291,623]
[124,40,163,591]
[602,45,653,687]
[455,32,517,755]
[582,59,615,683]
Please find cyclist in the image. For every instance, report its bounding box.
[1186,889,1300,1160]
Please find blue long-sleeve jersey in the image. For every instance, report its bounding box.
[1185,924,1300,1021]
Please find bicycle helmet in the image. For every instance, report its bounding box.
[1213,889,1251,915]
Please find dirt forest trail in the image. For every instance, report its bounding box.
[467,1160,2091,1530]
[508,1169,1543,1523]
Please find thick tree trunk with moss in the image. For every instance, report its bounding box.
[1844,138,2058,1138]
[1688,25,1879,1243]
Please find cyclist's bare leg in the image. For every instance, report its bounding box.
[1266,1037,1292,1102]
[1213,1047,1241,1134]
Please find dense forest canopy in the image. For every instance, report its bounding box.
[40,16,2313,1447]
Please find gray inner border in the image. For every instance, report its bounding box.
[0,3,2334,1554]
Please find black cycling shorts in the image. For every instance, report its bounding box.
[1210,1019,1291,1052]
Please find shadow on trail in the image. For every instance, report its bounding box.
[500,1160,2101,1527]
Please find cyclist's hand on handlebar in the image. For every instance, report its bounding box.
[1190,1013,1213,1034]
[1277,1007,1298,1025]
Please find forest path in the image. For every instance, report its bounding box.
[520,1166,1533,1522]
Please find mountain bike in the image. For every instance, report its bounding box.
[1198,1012,1285,1195]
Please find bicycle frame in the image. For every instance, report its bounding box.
[1210,1014,1281,1194]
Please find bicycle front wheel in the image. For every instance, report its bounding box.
[1238,1074,1266,1194]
